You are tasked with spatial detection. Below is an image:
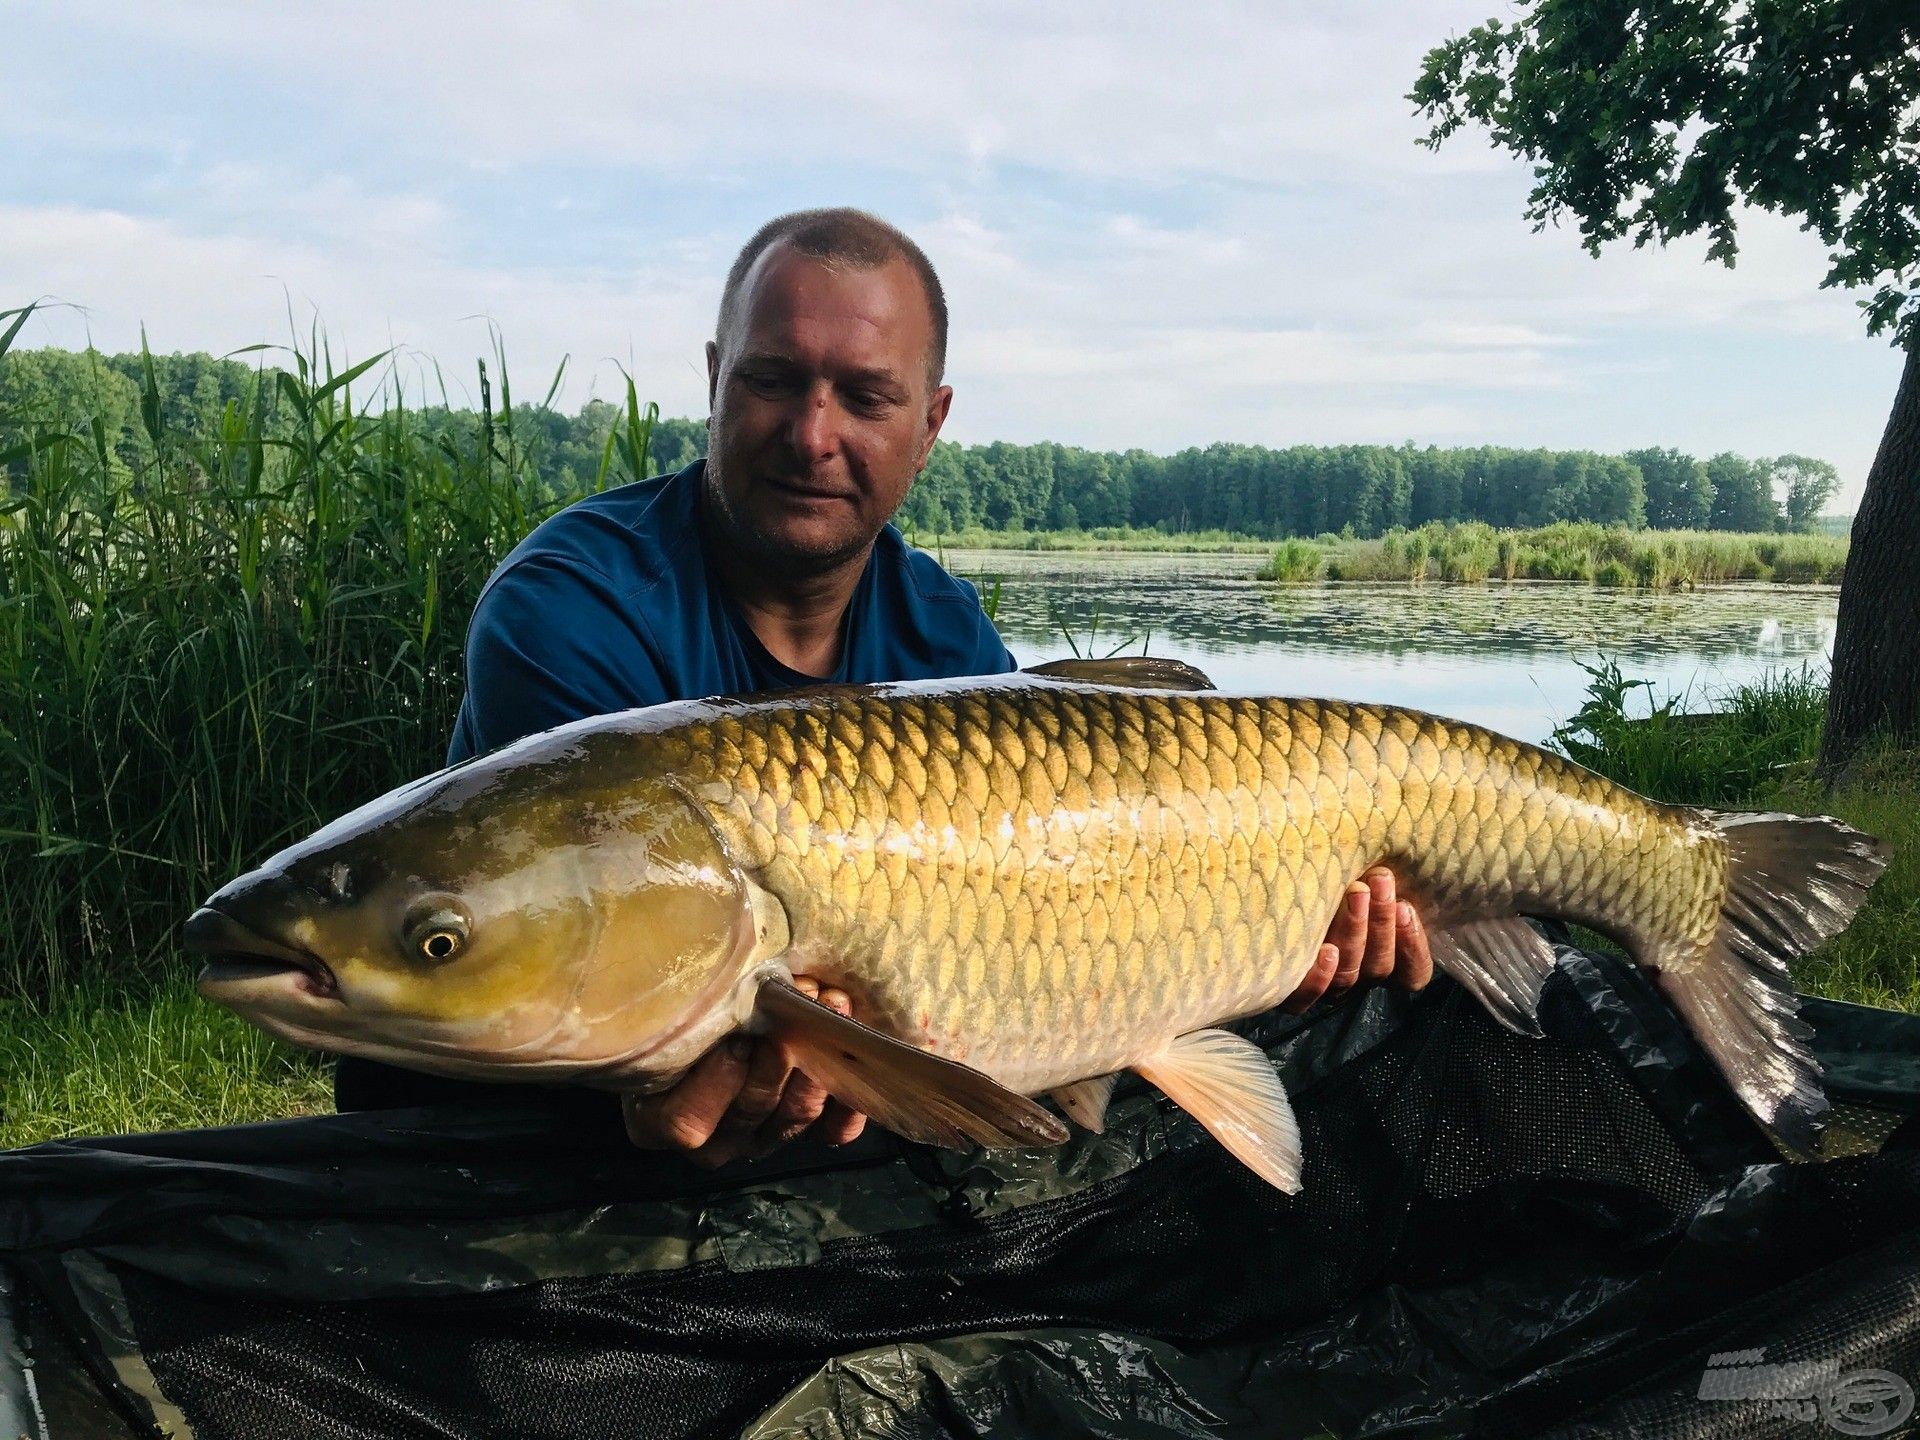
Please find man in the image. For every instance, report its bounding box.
[336,208,1433,1166]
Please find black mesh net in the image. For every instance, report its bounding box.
[4,949,1919,1440]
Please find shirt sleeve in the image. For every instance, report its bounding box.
[449,553,668,762]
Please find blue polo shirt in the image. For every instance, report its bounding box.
[446,459,1017,764]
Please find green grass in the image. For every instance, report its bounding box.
[1261,538,1325,582]
[1788,750,1920,1010]
[1257,521,1847,586]
[1548,660,1830,805]
[0,977,331,1147]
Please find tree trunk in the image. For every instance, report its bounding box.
[1819,341,1920,782]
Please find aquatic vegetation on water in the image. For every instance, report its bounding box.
[1262,538,1325,583]
[1261,521,1847,587]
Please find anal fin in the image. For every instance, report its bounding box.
[1425,915,1557,1037]
[752,981,1068,1150]
[1134,1029,1303,1194]
[1050,1073,1119,1133]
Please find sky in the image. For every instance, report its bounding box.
[2,2,1904,508]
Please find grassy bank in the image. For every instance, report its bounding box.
[0,979,332,1147]
[1259,521,1847,586]
[0,318,671,1142]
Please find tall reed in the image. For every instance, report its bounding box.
[0,309,656,1006]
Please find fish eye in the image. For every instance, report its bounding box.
[403,897,470,965]
[419,926,463,962]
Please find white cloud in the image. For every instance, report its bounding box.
[61,2,1476,185]
[0,203,717,420]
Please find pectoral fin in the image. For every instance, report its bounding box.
[1424,915,1557,1037]
[1024,657,1216,691]
[1050,1073,1119,1132]
[1133,1029,1303,1194]
[752,980,1068,1150]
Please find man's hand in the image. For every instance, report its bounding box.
[621,977,868,1167]
[1281,866,1434,1014]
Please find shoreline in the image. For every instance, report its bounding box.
[929,545,1844,591]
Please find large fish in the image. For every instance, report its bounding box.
[187,659,1888,1192]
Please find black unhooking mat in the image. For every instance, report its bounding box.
[5,947,1920,1440]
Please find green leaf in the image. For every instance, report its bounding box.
[0,302,35,373]
[0,430,69,467]
[540,354,570,411]
[310,350,389,407]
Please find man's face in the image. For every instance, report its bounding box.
[704,242,953,577]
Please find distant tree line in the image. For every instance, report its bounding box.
[1,345,1841,537]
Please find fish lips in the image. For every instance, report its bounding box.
[185,906,340,1002]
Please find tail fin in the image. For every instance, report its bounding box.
[1653,812,1889,1154]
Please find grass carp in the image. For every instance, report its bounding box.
[188,658,1889,1192]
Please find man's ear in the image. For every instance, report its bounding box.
[705,341,721,414]
[917,384,954,469]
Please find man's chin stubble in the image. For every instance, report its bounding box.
[702,468,876,579]
[721,502,873,579]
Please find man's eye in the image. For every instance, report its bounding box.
[741,372,787,396]
[848,391,889,414]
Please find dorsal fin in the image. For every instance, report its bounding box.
[1023,657,1216,692]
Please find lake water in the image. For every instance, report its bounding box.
[946,550,1839,744]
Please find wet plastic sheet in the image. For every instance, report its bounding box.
[2,949,1919,1439]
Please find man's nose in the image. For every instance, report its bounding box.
[786,386,842,463]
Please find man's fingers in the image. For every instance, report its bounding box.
[1332,881,1369,987]
[624,1039,751,1151]
[621,1092,650,1147]
[1282,943,1340,1014]
[1397,902,1435,991]
[763,1046,836,1144]
[629,977,870,1163]
[716,1036,791,1134]
[814,1100,867,1146]
[763,984,854,1142]
[1361,867,1398,984]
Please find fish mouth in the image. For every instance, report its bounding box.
[184,906,339,999]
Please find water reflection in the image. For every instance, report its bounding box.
[949,550,1838,743]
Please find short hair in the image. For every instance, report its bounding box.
[716,208,949,387]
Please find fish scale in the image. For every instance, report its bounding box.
[650,684,1717,1093]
